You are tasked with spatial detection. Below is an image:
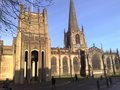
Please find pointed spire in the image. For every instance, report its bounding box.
[20,4,24,13]
[110,48,112,54]
[101,43,103,50]
[28,6,30,11]
[68,0,79,32]
[93,43,95,47]
[82,25,84,32]
[64,28,66,33]
[116,48,119,55]
[38,8,40,15]
[38,8,40,25]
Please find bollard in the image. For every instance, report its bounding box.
[97,79,100,89]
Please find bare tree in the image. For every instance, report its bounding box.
[0,0,53,35]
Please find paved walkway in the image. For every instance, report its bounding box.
[107,81,120,90]
[0,77,120,90]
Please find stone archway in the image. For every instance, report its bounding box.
[31,50,38,81]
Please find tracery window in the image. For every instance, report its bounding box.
[106,57,111,69]
[51,57,57,75]
[63,57,68,75]
[115,57,119,70]
[75,34,80,44]
[92,54,101,70]
[73,57,79,73]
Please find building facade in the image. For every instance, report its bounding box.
[0,0,120,84]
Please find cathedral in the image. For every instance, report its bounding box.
[0,0,120,84]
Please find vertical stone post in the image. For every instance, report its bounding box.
[87,54,90,76]
[41,51,46,82]
[38,45,41,82]
[20,32,25,84]
[14,31,22,84]
[27,42,31,83]
[58,48,61,77]
[102,54,106,77]
[111,56,116,75]
[69,48,72,77]
[110,48,116,75]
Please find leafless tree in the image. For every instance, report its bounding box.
[0,0,53,35]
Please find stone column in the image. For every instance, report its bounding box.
[111,56,116,75]
[87,54,91,76]
[14,32,21,84]
[38,49,41,82]
[58,49,61,77]
[20,36,25,84]
[41,51,46,81]
[20,47,25,84]
[27,45,31,83]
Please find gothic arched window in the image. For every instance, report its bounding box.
[115,57,119,70]
[92,54,101,70]
[75,34,80,44]
[51,57,57,75]
[106,57,111,69]
[63,57,68,75]
[73,57,79,74]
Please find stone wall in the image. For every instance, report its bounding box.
[0,55,14,80]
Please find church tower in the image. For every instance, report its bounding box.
[14,5,51,84]
[64,0,87,51]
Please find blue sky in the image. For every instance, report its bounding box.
[1,0,120,51]
[47,0,120,51]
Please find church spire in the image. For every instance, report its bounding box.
[68,0,79,32]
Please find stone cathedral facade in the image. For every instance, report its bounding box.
[0,0,120,84]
